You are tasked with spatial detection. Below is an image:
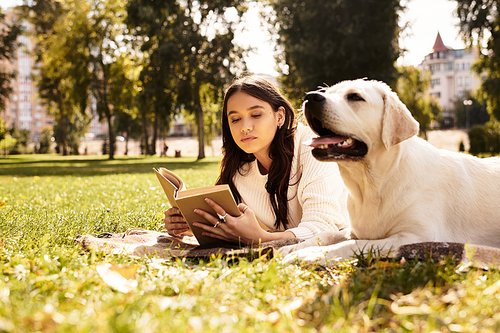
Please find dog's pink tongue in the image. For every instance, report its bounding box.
[303,136,348,147]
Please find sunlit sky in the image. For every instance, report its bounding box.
[2,0,465,76]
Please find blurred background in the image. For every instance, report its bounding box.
[1,0,499,158]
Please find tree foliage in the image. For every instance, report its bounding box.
[454,92,489,128]
[22,0,91,156]
[126,0,182,156]
[53,110,90,154]
[12,0,248,159]
[468,120,500,155]
[127,0,246,159]
[395,66,442,137]
[176,0,246,159]
[0,8,22,112]
[267,0,403,103]
[8,125,30,154]
[0,117,6,141]
[456,0,500,121]
[22,0,137,159]
[114,109,142,156]
[87,0,138,160]
[38,127,53,154]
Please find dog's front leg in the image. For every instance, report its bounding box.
[281,235,415,266]
[281,240,358,266]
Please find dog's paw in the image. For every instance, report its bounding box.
[278,237,323,256]
[278,229,351,257]
[281,246,342,266]
[278,243,299,257]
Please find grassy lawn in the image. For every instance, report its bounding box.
[1,155,500,332]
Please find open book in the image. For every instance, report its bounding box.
[153,167,242,246]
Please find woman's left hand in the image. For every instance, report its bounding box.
[192,198,268,245]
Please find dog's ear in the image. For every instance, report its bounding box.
[381,90,419,149]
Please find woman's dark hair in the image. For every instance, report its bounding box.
[216,75,297,229]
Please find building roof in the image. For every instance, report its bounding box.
[432,32,452,53]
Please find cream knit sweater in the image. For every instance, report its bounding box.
[233,125,349,240]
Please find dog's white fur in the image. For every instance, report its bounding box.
[280,79,500,265]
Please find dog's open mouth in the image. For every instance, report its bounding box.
[303,126,368,161]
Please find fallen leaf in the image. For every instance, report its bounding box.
[96,263,139,293]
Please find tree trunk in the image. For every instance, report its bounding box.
[194,82,205,160]
[106,111,115,160]
[152,114,158,156]
[56,90,67,156]
[99,64,115,160]
[124,131,129,156]
[141,109,149,155]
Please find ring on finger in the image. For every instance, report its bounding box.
[218,213,228,223]
[172,229,177,236]
[214,220,221,228]
[242,205,249,213]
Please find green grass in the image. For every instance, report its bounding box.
[1,155,500,332]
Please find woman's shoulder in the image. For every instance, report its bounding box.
[293,123,315,154]
[293,123,340,175]
[295,123,315,138]
[293,123,316,147]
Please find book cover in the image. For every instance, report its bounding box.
[153,167,241,246]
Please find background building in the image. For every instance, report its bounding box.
[419,33,482,126]
[0,10,54,142]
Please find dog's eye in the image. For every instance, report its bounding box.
[347,93,365,102]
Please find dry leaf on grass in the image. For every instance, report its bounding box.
[96,263,139,293]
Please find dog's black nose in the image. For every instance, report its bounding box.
[304,92,326,104]
[303,92,326,129]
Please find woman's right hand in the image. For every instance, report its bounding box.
[164,207,192,237]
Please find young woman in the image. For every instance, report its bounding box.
[164,75,348,244]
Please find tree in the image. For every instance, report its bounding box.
[267,0,403,103]
[38,127,53,154]
[114,110,142,156]
[0,134,16,155]
[0,117,6,141]
[454,92,489,128]
[53,110,90,154]
[456,0,500,121]
[23,0,134,159]
[126,0,180,156]
[0,8,22,112]
[22,0,91,156]
[181,83,223,156]
[177,1,247,159]
[8,125,30,154]
[87,0,138,160]
[395,66,442,137]
[127,0,246,159]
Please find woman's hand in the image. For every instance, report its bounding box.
[164,207,193,237]
[192,198,271,245]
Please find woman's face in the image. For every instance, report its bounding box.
[226,91,284,159]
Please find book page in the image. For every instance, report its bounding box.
[158,167,184,190]
[177,184,235,198]
[153,168,179,209]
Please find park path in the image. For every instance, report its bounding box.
[80,129,468,157]
[80,136,223,157]
[425,129,469,152]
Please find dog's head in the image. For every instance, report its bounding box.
[302,79,419,162]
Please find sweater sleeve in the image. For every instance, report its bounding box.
[287,131,349,239]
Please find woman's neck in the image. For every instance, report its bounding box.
[254,152,272,175]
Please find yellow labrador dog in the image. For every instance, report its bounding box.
[280,79,500,265]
